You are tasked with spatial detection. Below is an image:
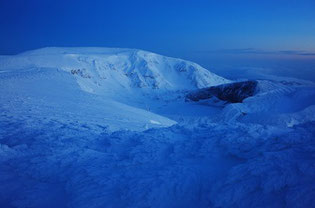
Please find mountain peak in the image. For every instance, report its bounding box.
[1,47,230,95]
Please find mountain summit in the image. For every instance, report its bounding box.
[0,47,229,96]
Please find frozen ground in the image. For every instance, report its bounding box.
[0,48,314,208]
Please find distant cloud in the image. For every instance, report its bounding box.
[199,48,315,56]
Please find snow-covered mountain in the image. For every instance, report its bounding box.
[0,47,229,131]
[0,47,315,208]
[0,47,228,96]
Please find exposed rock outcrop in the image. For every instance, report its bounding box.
[186,80,258,103]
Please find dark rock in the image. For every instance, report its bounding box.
[186,80,258,103]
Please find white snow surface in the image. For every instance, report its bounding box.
[0,47,315,208]
[0,47,228,94]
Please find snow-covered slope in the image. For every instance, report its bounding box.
[186,79,315,127]
[0,47,229,97]
[0,47,229,131]
[0,67,178,131]
[218,79,315,126]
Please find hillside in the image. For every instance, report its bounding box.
[0,47,230,131]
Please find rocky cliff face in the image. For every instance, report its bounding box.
[186,80,258,103]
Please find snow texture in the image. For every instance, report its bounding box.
[0,47,314,208]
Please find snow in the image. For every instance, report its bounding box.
[0,47,315,208]
[0,47,229,95]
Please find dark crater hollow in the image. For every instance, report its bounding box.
[186,80,258,103]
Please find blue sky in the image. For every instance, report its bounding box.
[0,0,315,57]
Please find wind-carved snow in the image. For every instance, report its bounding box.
[0,47,315,208]
[188,79,315,126]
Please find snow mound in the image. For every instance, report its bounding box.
[185,79,315,127]
[1,115,314,208]
[218,80,315,126]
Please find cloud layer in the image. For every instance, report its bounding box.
[200,48,315,56]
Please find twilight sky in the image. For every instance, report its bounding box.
[1,0,315,56]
